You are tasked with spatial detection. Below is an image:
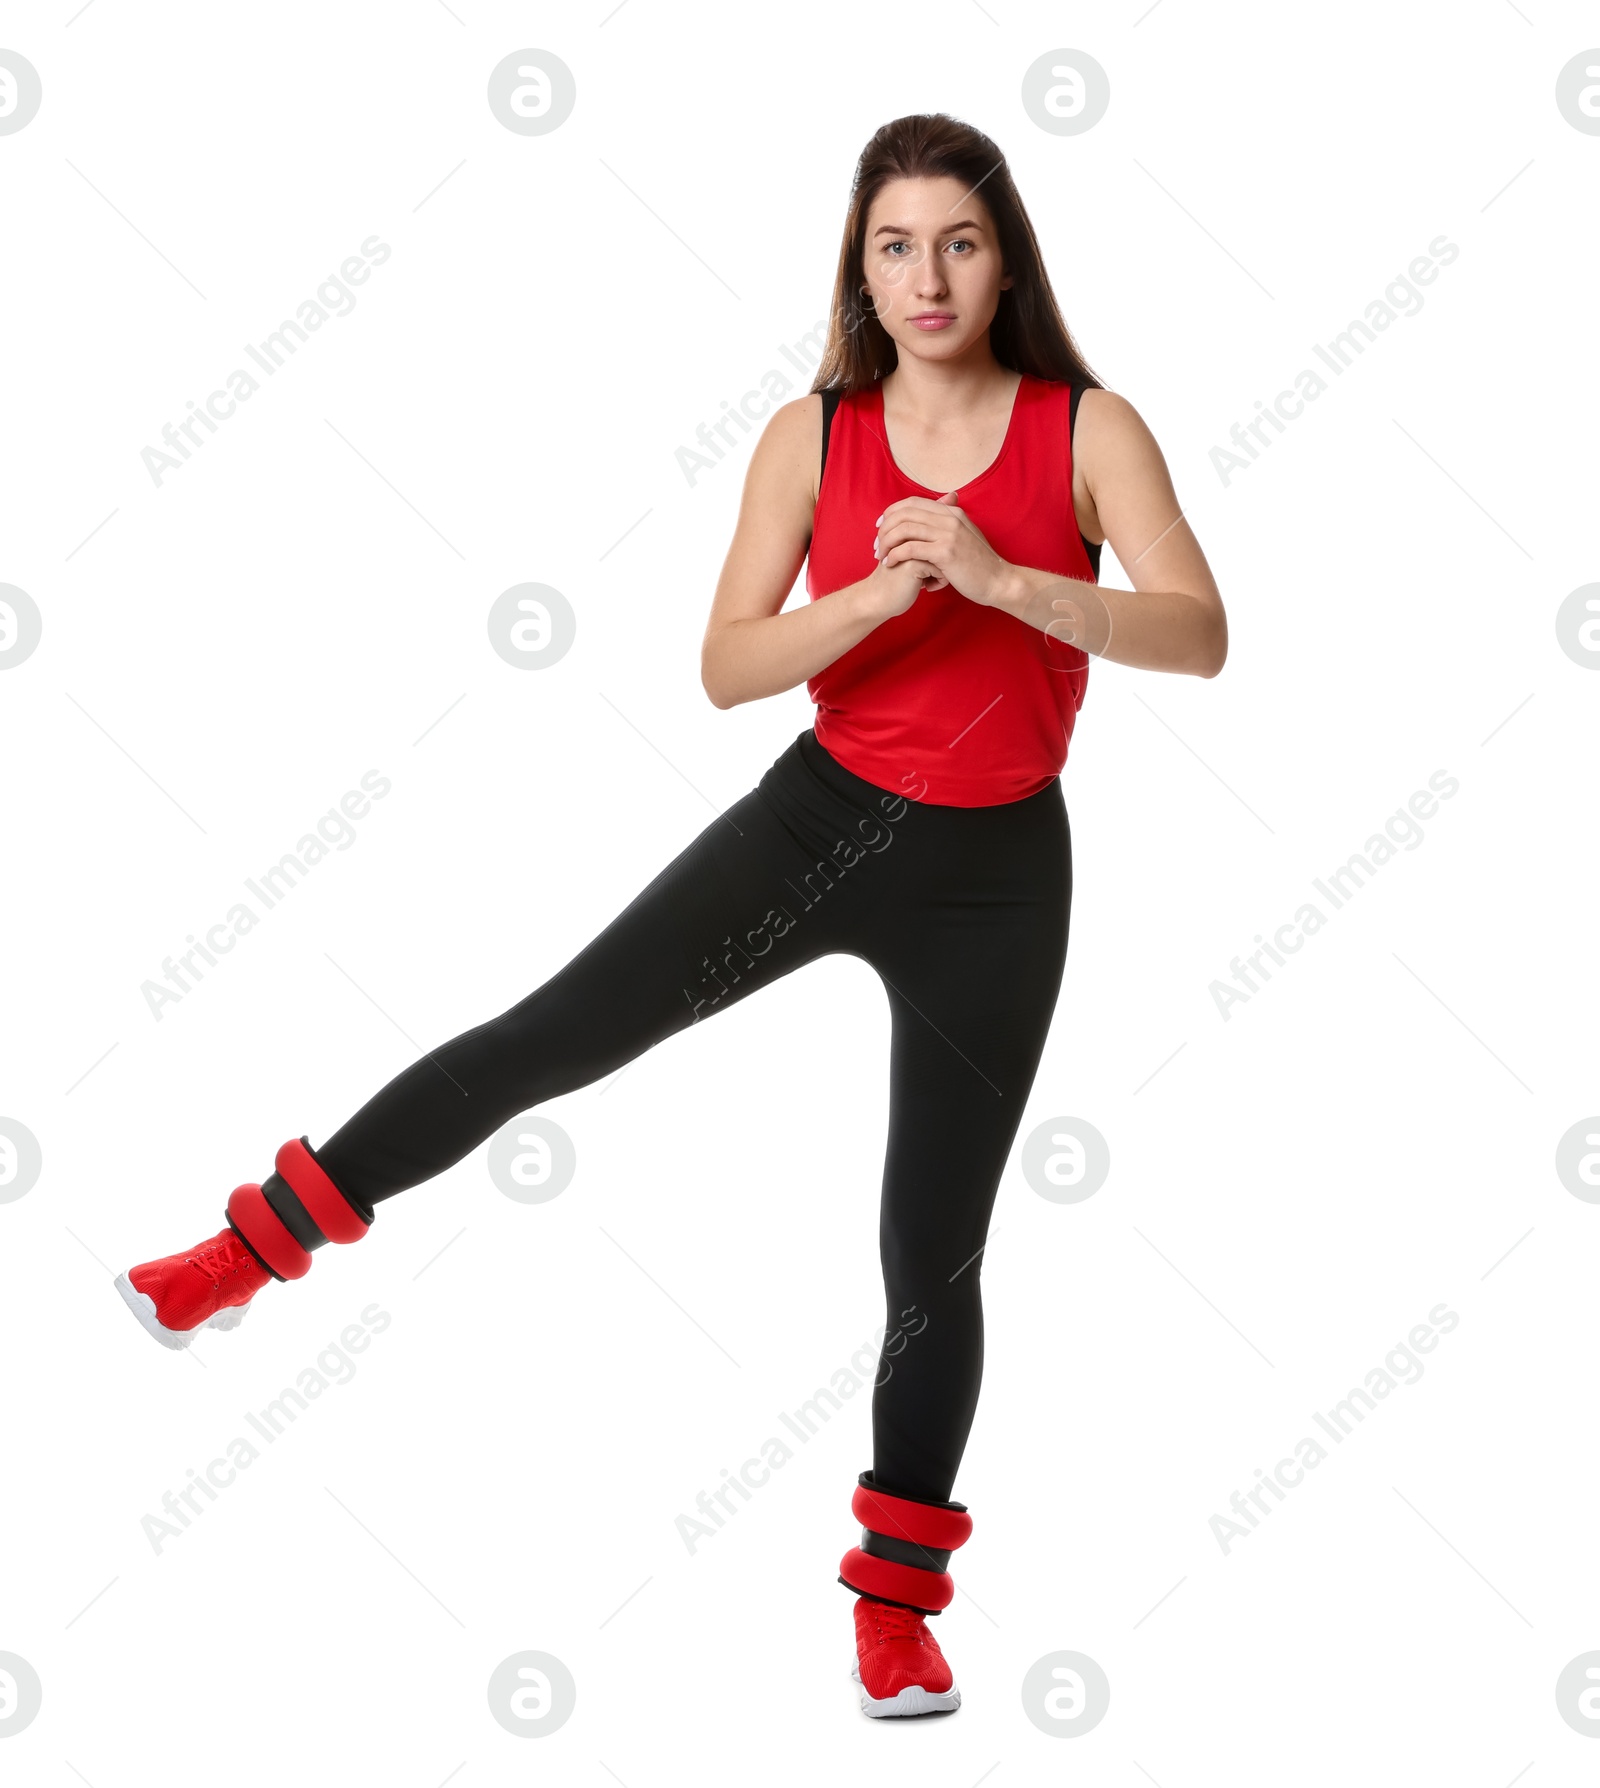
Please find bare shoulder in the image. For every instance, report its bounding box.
[742,390,828,512]
[766,388,826,440]
[1074,387,1168,480]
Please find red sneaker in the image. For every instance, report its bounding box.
[115,1225,271,1351]
[850,1595,961,1717]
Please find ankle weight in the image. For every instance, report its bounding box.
[226,1135,375,1283]
[837,1469,973,1615]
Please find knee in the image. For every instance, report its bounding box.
[880,1230,981,1312]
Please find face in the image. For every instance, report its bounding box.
[858,175,1012,360]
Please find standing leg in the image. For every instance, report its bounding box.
[867,899,1070,1503]
[838,779,1071,1624]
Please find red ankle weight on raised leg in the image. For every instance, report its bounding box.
[273,1137,371,1243]
[225,1135,374,1283]
[226,1181,311,1280]
[838,1469,973,1615]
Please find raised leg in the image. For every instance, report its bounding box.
[315,782,858,1208]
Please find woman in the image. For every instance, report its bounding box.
[115,113,1225,1719]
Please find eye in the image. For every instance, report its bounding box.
[947,238,974,254]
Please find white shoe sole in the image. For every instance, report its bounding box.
[851,1656,961,1718]
[114,1272,253,1351]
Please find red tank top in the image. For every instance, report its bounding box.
[805,372,1097,806]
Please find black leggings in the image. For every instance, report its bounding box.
[315,727,1072,1504]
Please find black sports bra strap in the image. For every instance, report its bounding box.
[819,386,842,484]
[1068,382,1103,581]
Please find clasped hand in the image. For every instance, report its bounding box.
[872,492,1010,607]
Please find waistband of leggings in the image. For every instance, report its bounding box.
[794,726,909,811]
[794,725,1064,819]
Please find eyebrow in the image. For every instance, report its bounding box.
[872,218,987,238]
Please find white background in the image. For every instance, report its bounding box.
[2,1,1597,1780]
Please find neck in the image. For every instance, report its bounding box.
[882,349,1017,422]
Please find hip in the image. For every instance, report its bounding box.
[755,726,1071,912]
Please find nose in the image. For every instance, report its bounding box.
[912,252,947,298]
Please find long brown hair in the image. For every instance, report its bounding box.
[811,113,1104,396]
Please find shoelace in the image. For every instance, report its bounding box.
[189,1236,237,1290]
[868,1600,929,1645]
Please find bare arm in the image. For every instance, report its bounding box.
[700,393,935,709]
[872,388,1228,678]
[994,389,1227,676]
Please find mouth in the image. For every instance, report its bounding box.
[909,312,955,329]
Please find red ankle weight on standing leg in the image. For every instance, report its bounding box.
[838,1469,973,1615]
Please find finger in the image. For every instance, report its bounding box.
[895,552,947,591]
[875,529,936,562]
[874,497,951,525]
[875,516,951,554]
[881,542,929,568]
[883,543,945,575]
[876,523,940,558]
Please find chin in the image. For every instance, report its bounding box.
[901,332,965,355]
